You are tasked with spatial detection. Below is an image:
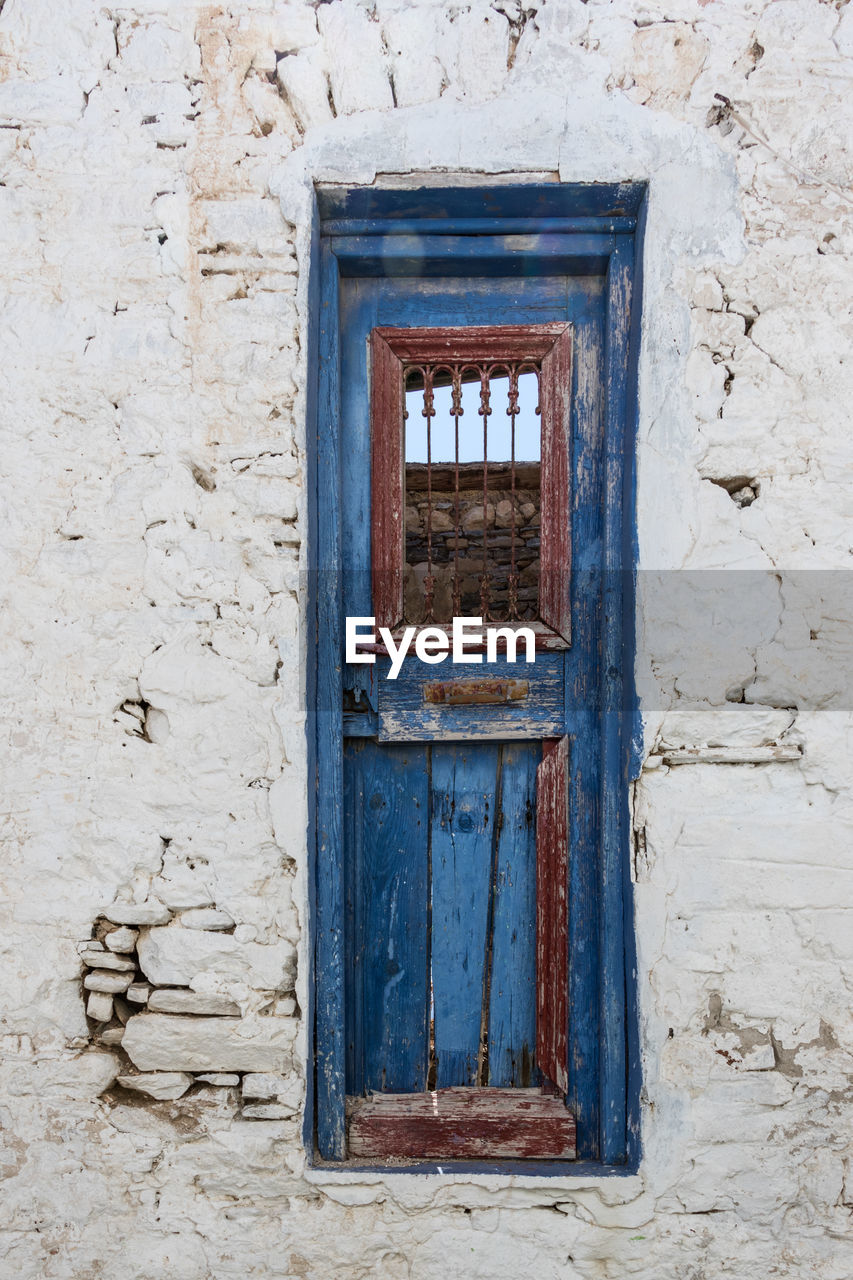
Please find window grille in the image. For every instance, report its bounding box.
[403,364,541,624]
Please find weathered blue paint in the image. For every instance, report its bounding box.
[623,190,648,1172]
[376,651,565,743]
[344,739,430,1093]
[317,182,647,224]
[487,742,539,1087]
[431,743,498,1087]
[332,233,626,279]
[308,183,644,1172]
[302,194,321,1161]
[324,216,636,237]
[600,241,633,1165]
[314,241,346,1160]
[564,309,606,1158]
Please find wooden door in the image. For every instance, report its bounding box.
[337,272,603,1161]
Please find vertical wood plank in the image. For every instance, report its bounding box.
[623,199,646,1170]
[536,735,570,1096]
[370,331,404,631]
[487,742,538,1087]
[431,744,498,1087]
[564,309,604,1160]
[303,196,322,1160]
[340,279,378,625]
[315,242,346,1160]
[343,740,365,1095]
[539,324,573,642]
[355,741,431,1093]
[601,240,632,1164]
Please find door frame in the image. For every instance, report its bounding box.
[305,182,646,1173]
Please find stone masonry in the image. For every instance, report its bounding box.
[1,1,852,1277]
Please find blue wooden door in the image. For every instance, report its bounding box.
[338,271,605,1136]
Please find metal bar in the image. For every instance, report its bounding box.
[452,367,462,619]
[508,366,519,620]
[423,678,530,705]
[479,368,491,620]
[423,368,435,622]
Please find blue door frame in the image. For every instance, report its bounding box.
[305,183,645,1173]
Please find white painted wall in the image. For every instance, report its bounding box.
[1,0,851,1275]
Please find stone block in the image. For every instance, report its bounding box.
[147,989,240,1016]
[121,1015,296,1073]
[241,1072,289,1101]
[136,925,292,990]
[84,972,134,994]
[87,992,114,1022]
[117,1072,193,1101]
[179,908,234,932]
[79,949,136,972]
[105,927,138,953]
[318,3,394,115]
[241,1104,294,1120]
[103,900,172,927]
[276,48,333,132]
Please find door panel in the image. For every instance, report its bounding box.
[430,743,498,1088]
[344,739,430,1094]
[340,269,603,1155]
[376,651,564,742]
[345,739,542,1096]
[486,742,539,1088]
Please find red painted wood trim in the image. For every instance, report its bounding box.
[373,324,569,364]
[538,325,573,641]
[370,323,572,640]
[536,736,570,1096]
[348,1087,576,1160]
[370,330,405,630]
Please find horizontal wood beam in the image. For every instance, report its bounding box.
[332,234,625,278]
[348,1087,576,1160]
[323,217,636,236]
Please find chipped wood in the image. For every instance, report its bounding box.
[538,325,573,642]
[536,736,570,1096]
[347,1087,576,1160]
[371,330,405,632]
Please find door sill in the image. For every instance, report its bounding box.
[347,1086,576,1160]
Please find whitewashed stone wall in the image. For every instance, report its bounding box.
[1,0,852,1275]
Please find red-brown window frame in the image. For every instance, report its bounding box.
[370,324,573,644]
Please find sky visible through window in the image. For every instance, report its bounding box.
[405,370,540,464]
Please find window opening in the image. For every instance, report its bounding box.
[403,366,541,624]
[371,323,572,645]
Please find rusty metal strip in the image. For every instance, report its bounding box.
[423,678,530,706]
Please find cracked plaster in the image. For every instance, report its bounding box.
[1,0,852,1276]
